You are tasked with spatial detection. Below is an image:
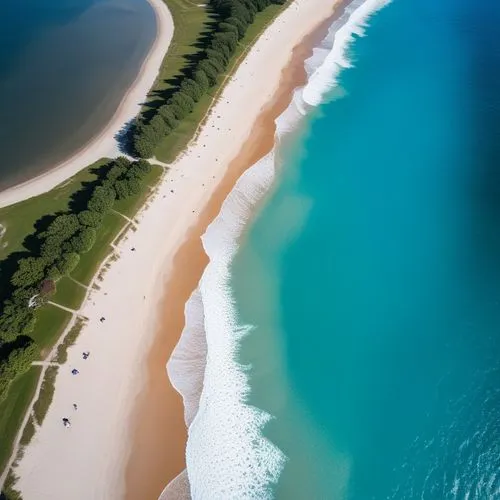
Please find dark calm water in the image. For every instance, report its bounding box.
[0,0,156,190]
[231,0,500,497]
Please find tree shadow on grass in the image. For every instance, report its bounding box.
[140,15,219,124]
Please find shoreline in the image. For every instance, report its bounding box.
[12,0,342,498]
[125,5,344,500]
[0,0,174,210]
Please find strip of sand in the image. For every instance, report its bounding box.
[0,0,173,210]
[124,12,339,500]
[13,0,341,498]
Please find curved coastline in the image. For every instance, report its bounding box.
[166,0,393,496]
[0,0,174,210]
[11,0,344,498]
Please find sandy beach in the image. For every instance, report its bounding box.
[124,12,339,500]
[11,0,341,498]
[0,0,173,210]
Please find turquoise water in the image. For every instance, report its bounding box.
[0,0,156,189]
[232,0,500,497]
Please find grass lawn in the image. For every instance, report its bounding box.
[154,4,286,163]
[30,304,72,358]
[51,277,87,310]
[0,366,41,475]
[0,159,109,262]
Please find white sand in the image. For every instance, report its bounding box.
[13,0,339,498]
[0,0,174,210]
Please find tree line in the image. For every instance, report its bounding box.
[133,0,286,158]
[0,158,153,402]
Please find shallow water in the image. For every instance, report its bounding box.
[231,0,500,497]
[0,0,155,190]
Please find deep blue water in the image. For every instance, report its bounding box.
[0,0,156,189]
[232,0,500,497]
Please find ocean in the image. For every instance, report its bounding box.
[175,0,500,498]
[0,0,156,190]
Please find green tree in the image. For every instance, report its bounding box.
[134,159,152,175]
[40,235,64,264]
[127,177,142,196]
[106,164,127,183]
[78,210,103,228]
[87,186,115,213]
[0,303,36,343]
[67,228,96,254]
[114,179,131,200]
[225,17,247,39]
[206,48,229,67]
[150,114,170,139]
[193,70,210,92]
[168,92,196,113]
[11,257,46,288]
[199,59,223,85]
[180,79,205,102]
[57,252,80,275]
[159,105,182,126]
[219,21,240,38]
[43,214,80,241]
[213,31,238,53]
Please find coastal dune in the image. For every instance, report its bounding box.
[12,0,343,498]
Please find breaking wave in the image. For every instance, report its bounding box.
[165,0,391,498]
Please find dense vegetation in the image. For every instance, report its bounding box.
[133,0,286,158]
[0,158,153,403]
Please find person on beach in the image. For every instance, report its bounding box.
[71,369,79,375]
[62,418,71,428]
[82,351,90,360]
[73,404,78,410]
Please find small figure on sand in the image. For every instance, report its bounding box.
[62,418,71,428]
[82,351,90,360]
[131,247,136,252]
[73,403,78,410]
[99,316,105,323]
[71,369,79,375]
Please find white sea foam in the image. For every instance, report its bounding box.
[303,0,392,106]
[166,1,392,498]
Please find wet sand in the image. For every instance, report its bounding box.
[124,13,339,500]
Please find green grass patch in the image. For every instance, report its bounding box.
[56,317,86,364]
[51,277,87,310]
[154,4,286,163]
[33,366,59,426]
[31,304,72,358]
[0,159,109,262]
[0,366,41,475]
